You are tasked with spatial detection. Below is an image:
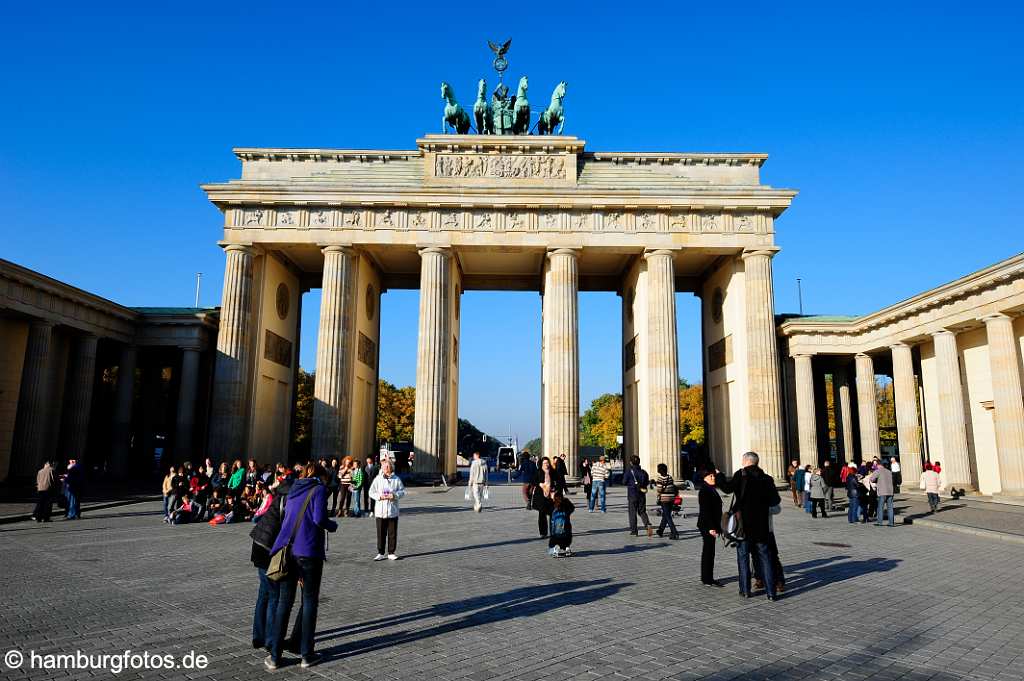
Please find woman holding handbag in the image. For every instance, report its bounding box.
[265,463,337,670]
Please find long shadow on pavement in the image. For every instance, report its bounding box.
[315,579,630,662]
[399,527,628,559]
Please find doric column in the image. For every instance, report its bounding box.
[174,347,201,463]
[542,248,580,476]
[209,244,256,460]
[794,354,818,466]
[834,365,856,461]
[109,344,137,477]
[932,329,972,489]
[891,343,923,485]
[12,321,54,477]
[63,334,99,460]
[644,250,681,479]
[312,245,358,458]
[741,248,786,479]
[982,314,1024,494]
[855,353,881,461]
[413,247,453,477]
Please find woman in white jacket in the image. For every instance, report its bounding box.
[369,458,406,561]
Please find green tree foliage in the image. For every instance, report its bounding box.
[522,437,542,455]
[376,379,416,443]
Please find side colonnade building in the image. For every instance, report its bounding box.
[778,253,1024,497]
[0,259,217,481]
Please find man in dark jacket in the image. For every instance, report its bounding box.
[63,459,84,520]
[716,451,782,601]
[622,456,652,536]
[363,457,377,516]
[250,478,292,651]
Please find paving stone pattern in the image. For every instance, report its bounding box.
[0,485,1022,681]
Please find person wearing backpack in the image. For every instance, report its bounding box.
[697,469,724,587]
[623,455,652,536]
[654,463,680,540]
[546,491,575,556]
[249,476,293,651]
[716,451,782,601]
[265,463,337,670]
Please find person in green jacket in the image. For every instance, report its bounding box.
[228,459,246,501]
[351,460,365,517]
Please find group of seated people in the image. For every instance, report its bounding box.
[161,459,299,525]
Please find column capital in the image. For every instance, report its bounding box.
[320,244,355,256]
[29,319,55,330]
[418,245,452,256]
[741,246,781,261]
[792,352,815,359]
[221,242,257,256]
[930,328,957,339]
[980,312,1013,325]
[889,341,912,350]
[855,352,873,359]
[546,247,581,259]
[643,248,679,260]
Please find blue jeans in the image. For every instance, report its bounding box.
[737,540,775,597]
[847,496,860,523]
[352,488,362,517]
[270,557,323,662]
[589,480,606,512]
[803,491,812,513]
[253,567,280,647]
[163,495,171,519]
[876,495,894,526]
[65,490,80,519]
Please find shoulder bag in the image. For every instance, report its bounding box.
[721,474,749,547]
[266,489,315,582]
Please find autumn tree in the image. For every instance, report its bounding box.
[679,382,705,445]
[580,393,623,449]
[292,369,315,461]
[376,379,416,443]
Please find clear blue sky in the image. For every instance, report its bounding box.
[2,2,1021,443]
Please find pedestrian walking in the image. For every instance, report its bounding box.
[845,463,861,523]
[546,491,575,556]
[787,459,801,507]
[533,457,555,537]
[697,469,723,587]
[363,457,377,516]
[716,452,782,601]
[336,457,353,517]
[266,462,337,670]
[920,462,944,513]
[326,458,340,514]
[869,461,895,527]
[350,459,365,518]
[589,455,610,513]
[891,456,903,492]
[793,464,806,509]
[822,460,837,512]
[802,464,813,513]
[249,475,293,652]
[622,455,652,536]
[63,458,84,520]
[468,451,489,512]
[369,458,405,560]
[809,467,829,518]
[580,458,593,502]
[33,460,56,522]
[654,463,680,540]
[518,453,537,510]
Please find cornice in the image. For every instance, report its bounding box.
[779,252,1024,341]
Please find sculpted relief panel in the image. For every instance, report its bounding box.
[434,153,568,180]
[228,206,766,236]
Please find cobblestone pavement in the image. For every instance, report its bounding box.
[1,484,1022,681]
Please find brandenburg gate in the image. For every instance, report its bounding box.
[201,134,797,480]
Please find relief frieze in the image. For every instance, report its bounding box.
[434,153,568,180]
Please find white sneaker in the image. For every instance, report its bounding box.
[387,554,399,560]
[373,554,385,561]
[563,548,572,557]
[548,547,558,557]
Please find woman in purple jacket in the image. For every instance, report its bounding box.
[265,462,337,670]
